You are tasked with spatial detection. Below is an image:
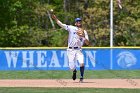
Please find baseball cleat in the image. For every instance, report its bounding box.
[79,78,83,83]
[72,70,77,80]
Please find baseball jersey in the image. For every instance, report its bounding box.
[57,20,89,48]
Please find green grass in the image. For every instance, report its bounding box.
[0,70,140,79]
[0,88,140,93]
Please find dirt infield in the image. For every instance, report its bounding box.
[0,79,140,88]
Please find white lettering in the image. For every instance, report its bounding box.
[4,51,19,68]
[85,51,96,67]
[22,51,34,68]
[49,51,61,67]
[61,51,68,67]
[36,51,47,67]
[3,50,97,69]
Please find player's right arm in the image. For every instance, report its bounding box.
[52,14,68,30]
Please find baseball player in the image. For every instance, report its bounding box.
[52,14,89,82]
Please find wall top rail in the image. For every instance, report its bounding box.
[0,47,140,50]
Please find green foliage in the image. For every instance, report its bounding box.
[3,25,29,47]
[114,0,140,46]
[82,0,110,46]
[47,29,68,47]
[0,0,140,47]
[0,25,48,47]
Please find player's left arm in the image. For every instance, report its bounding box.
[77,29,89,46]
[83,30,89,46]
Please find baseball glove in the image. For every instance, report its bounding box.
[76,28,85,37]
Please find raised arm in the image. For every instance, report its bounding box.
[52,14,67,30]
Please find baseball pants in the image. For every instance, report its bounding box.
[67,49,84,70]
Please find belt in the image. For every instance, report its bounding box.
[69,47,79,49]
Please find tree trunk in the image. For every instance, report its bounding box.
[63,0,69,24]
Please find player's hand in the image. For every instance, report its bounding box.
[51,14,57,20]
[76,28,85,37]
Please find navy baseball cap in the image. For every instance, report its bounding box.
[75,18,82,22]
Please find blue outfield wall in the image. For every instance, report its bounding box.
[0,48,140,70]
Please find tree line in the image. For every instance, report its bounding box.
[0,0,140,47]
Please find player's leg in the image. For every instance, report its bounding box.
[67,49,77,80]
[76,49,84,82]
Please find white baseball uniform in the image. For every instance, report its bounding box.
[57,21,89,70]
